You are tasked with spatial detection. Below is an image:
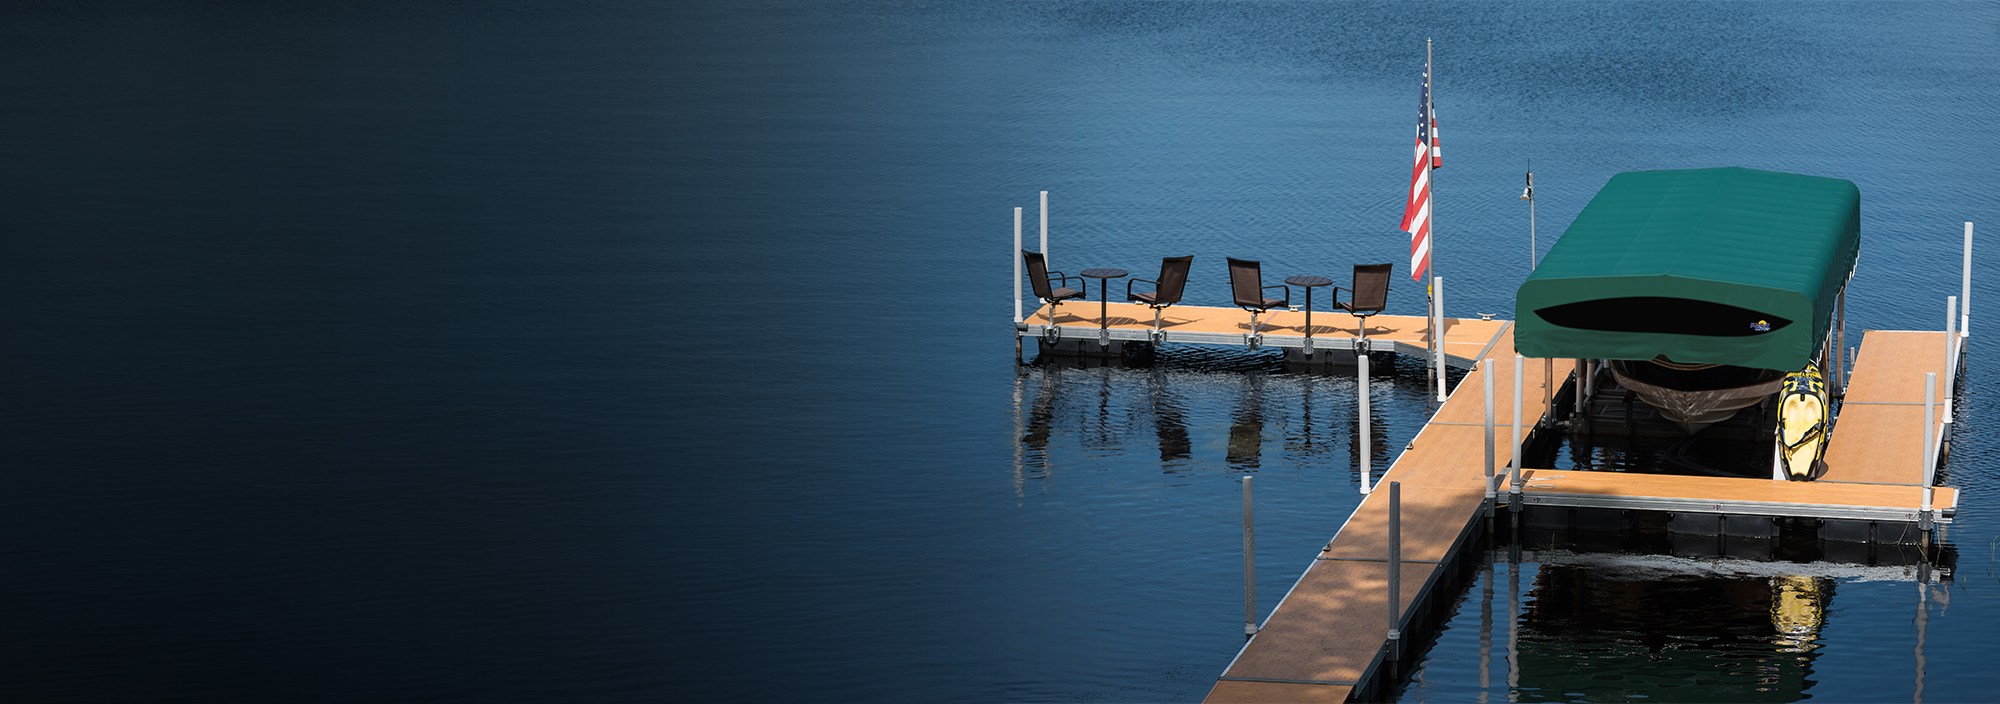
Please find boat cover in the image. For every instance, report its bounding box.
[1515,167,1859,371]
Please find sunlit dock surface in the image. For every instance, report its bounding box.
[1021,302,1508,364]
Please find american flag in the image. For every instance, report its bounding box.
[1399,63,1439,282]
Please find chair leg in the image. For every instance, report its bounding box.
[1152,307,1164,343]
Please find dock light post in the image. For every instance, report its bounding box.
[1522,169,1537,270]
[1360,353,1374,494]
[1964,222,1973,337]
[1509,354,1524,498]
[1483,358,1496,501]
[1242,475,1258,638]
[1386,481,1402,661]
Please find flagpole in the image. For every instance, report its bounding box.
[1427,38,1436,290]
[1425,37,1440,397]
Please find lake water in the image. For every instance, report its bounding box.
[2,2,1996,702]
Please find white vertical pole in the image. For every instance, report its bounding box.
[1434,277,1448,402]
[1946,296,1957,424]
[1483,358,1496,500]
[1242,475,1257,638]
[1386,480,1403,660]
[1360,353,1374,494]
[1922,372,1936,521]
[1526,171,1537,271]
[1509,354,1524,496]
[1963,221,1973,336]
[1039,191,1049,259]
[1013,207,1024,324]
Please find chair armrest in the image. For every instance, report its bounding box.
[1262,284,1290,306]
[1048,271,1086,289]
[1126,277,1159,298]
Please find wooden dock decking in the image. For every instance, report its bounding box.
[1203,322,1963,703]
[1519,329,1961,523]
[1024,301,1509,364]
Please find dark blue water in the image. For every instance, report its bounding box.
[3,2,1996,701]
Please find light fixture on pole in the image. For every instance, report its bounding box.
[1521,168,1537,271]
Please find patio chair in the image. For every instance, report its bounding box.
[1128,255,1193,341]
[1024,250,1085,339]
[1333,263,1393,342]
[1227,257,1288,345]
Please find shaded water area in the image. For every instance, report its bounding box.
[3,2,1999,702]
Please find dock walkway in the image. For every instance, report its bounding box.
[1200,322,1962,703]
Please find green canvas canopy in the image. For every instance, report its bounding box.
[1515,167,1859,371]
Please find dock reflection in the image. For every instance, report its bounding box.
[1514,564,1830,702]
[1009,354,1407,482]
[1148,371,1192,463]
[1457,520,1956,704]
[1226,374,1263,470]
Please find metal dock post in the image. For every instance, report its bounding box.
[1483,357,1496,501]
[1509,354,1523,499]
[1386,481,1402,661]
[1922,372,1936,530]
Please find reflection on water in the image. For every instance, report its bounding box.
[1515,565,1830,702]
[1226,374,1264,470]
[1011,350,1432,481]
[1410,524,1955,703]
[1148,370,1193,463]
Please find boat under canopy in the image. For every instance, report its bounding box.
[1515,167,1860,429]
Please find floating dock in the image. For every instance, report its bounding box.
[1009,297,1964,703]
[1019,299,1507,366]
[1004,180,1978,702]
[1182,316,1961,703]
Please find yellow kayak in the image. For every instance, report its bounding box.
[1777,363,1829,481]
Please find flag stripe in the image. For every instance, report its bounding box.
[1399,61,1435,282]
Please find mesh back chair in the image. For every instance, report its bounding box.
[1128,255,1193,340]
[1226,257,1288,344]
[1023,250,1085,339]
[1334,263,1393,341]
